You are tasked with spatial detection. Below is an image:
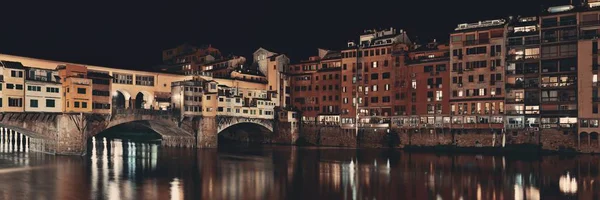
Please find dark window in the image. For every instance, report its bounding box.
[15,84,23,90]
[468,75,474,82]
[8,98,22,107]
[74,102,80,108]
[371,97,378,103]
[371,73,379,80]
[382,72,390,79]
[30,99,38,108]
[46,99,55,108]
[77,88,86,94]
[478,75,484,82]
[82,102,88,108]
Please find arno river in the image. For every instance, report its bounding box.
[0,137,598,200]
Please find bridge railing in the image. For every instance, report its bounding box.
[112,108,172,116]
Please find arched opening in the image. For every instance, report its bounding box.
[135,92,145,109]
[580,132,589,147]
[94,121,162,142]
[112,91,126,109]
[218,123,272,146]
[591,132,599,147]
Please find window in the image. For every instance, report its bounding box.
[468,75,474,82]
[27,85,41,91]
[436,91,443,101]
[385,84,390,91]
[371,73,379,80]
[382,72,390,79]
[371,97,378,103]
[45,99,56,108]
[74,101,80,108]
[92,90,110,96]
[46,87,59,93]
[10,70,23,78]
[478,75,484,82]
[30,99,38,108]
[135,75,155,86]
[77,88,86,94]
[113,73,133,84]
[382,96,390,102]
[411,80,417,89]
[8,98,22,107]
[372,61,378,68]
[372,85,378,91]
[81,102,87,108]
[15,84,23,90]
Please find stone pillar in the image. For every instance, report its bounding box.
[9,130,13,145]
[55,114,87,156]
[196,116,218,148]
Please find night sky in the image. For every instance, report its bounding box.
[1,0,571,70]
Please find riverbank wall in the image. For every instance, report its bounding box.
[296,124,600,154]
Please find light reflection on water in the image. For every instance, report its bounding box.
[0,136,598,199]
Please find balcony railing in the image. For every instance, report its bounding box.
[541,96,576,102]
[506,82,524,89]
[506,98,524,104]
[540,110,577,116]
[463,38,490,46]
[580,20,600,27]
[506,124,525,129]
[26,75,59,83]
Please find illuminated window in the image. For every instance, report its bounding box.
[436,91,443,101]
[411,80,417,89]
[372,61,378,68]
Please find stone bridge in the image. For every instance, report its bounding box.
[0,109,297,155]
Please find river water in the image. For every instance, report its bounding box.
[0,137,598,200]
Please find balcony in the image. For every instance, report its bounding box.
[580,20,600,27]
[463,38,490,46]
[506,98,524,104]
[505,110,524,115]
[506,124,525,129]
[541,110,577,116]
[540,82,576,89]
[541,96,576,103]
[506,82,524,89]
[26,75,60,83]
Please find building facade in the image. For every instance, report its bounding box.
[0,61,26,113]
[449,19,507,133]
[24,67,62,113]
[88,70,112,114]
[58,64,93,113]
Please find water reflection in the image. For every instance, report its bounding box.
[0,137,599,199]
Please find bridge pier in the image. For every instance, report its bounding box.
[195,116,218,148]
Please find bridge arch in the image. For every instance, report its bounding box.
[133,91,154,110]
[113,89,132,109]
[216,116,274,134]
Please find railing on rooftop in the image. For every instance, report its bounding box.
[463,38,490,46]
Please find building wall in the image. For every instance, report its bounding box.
[24,81,62,112]
[577,39,600,134]
[449,25,506,130]
[1,67,25,113]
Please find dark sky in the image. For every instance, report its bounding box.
[1,0,571,70]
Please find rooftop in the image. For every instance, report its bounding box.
[1,60,25,69]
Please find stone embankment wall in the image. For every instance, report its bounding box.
[296,124,599,153]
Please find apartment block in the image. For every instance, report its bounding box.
[58,64,93,113]
[289,49,342,123]
[24,67,62,112]
[449,19,507,132]
[505,16,541,133]
[0,61,26,112]
[88,70,112,114]
[401,41,451,130]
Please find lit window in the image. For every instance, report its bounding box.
[385,84,390,91]
[594,74,598,83]
[372,61,378,68]
[479,88,485,96]
[428,54,435,58]
[412,80,417,89]
[458,90,463,97]
[372,85,378,92]
[436,91,443,101]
